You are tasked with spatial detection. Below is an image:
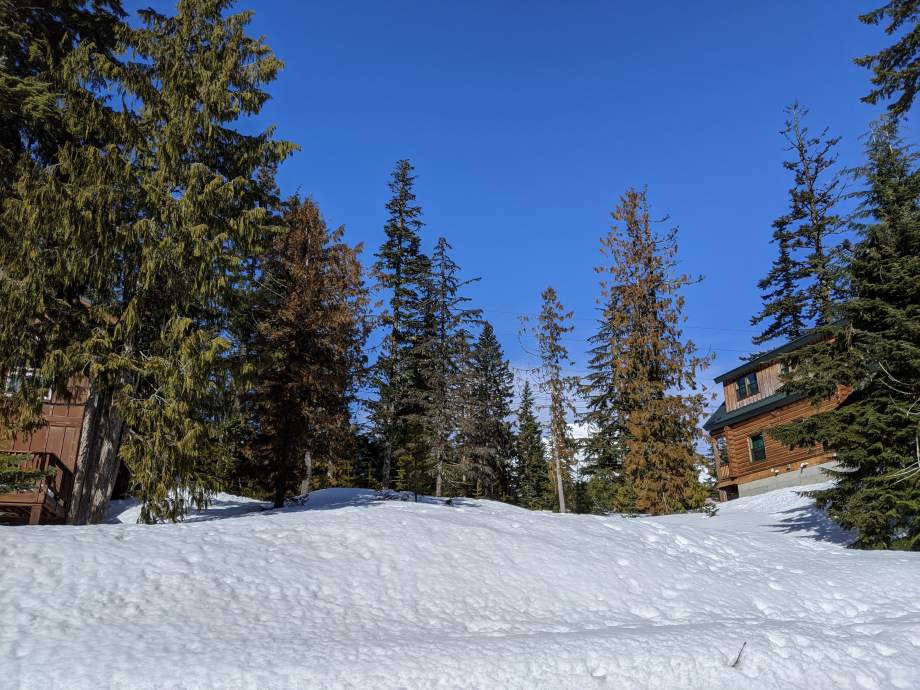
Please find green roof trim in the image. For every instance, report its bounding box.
[702,390,806,432]
[713,319,849,384]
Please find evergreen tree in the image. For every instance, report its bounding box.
[771,117,920,549]
[466,321,514,499]
[521,287,578,513]
[581,253,631,513]
[857,1,920,115]
[0,0,125,194]
[513,381,553,509]
[752,103,849,352]
[242,196,371,508]
[414,237,481,498]
[0,0,295,523]
[372,159,428,491]
[591,188,712,515]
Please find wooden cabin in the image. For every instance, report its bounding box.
[703,331,850,501]
[0,375,89,525]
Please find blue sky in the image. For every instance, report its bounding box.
[135,0,893,415]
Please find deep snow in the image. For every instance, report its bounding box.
[2,485,919,690]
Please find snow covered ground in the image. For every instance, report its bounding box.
[2,485,919,690]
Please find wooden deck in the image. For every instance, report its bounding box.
[0,451,74,525]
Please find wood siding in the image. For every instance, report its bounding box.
[724,362,784,413]
[710,383,850,488]
[0,382,89,476]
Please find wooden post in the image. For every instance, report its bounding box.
[29,504,41,525]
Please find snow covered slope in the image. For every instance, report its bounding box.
[2,486,919,690]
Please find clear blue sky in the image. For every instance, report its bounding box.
[134,0,893,414]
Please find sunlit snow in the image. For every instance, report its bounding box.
[1,484,918,689]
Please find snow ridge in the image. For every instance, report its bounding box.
[1,486,918,689]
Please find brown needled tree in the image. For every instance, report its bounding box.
[243,196,372,508]
[596,188,712,515]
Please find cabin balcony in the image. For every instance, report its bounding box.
[0,451,73,525]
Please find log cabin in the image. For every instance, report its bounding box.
[703,330,851,501]
[0,374,89,525]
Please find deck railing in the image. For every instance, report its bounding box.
[0,451,73,523]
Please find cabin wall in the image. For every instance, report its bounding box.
[0,382,89,473]
[711,383,850,486]
[724,362,784,413]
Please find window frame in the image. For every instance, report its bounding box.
[749,433,767,462]
[735,372,760,401]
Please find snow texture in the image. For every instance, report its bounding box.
[2,484,919,689]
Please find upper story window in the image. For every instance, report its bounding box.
[734,372,759,401]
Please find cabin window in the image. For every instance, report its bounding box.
[780,361,789,375]
[735,373,760,400]
[749,434,767,462]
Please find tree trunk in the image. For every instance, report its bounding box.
[554,450,566,514]
[67,381,100,525]
[86,401,126,524]
[435,448,443,498]
[273,482,285,509]
[381,405,393,491]
[300,449,312,496]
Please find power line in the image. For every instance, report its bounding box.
[480,308,759,333]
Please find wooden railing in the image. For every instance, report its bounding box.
[714,459,732,482]
[0,451,73,524]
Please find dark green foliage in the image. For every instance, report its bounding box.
[414,237,481,498]
[770,117,920,549]
[0,0,296,523]
[752,103,849,353]
[465,322,514,498]
[0,452,53,494]
[857,1,920,115]
[512,381,553,510]
[0,0,125,189]
[371,159,430,490]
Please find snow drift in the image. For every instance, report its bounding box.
[2,485,919,689]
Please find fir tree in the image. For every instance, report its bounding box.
[372,159,428,491]
[242,196,371,508]
[513,381,553,509]
[466,321,514,499]
[771,117,920,549]
[0,0,296,523]
[521,287,578,513]
[752,103,849,352]
[591,188,712,515]
[0,0,125,193]
[414,237,481,498]
[856,1,920,115]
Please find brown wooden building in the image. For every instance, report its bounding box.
[0,378,89,525]
[704,331,850,501]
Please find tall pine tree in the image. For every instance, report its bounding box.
[857,2,920,115]
[372,159,429,491]
[521,287,578,513]
[241,196,371,508]
[512,380,553,509]
[752,103,849,352]
[771,117,920,549]
[589,188,712,515]
[0,0,295,523]
[466,321,514,499]
[415,237,480,498]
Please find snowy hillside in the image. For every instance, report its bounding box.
[2,486,919,690]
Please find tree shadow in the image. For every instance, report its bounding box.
[767,503,853,545]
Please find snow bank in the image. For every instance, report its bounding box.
[2,486,919,689]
